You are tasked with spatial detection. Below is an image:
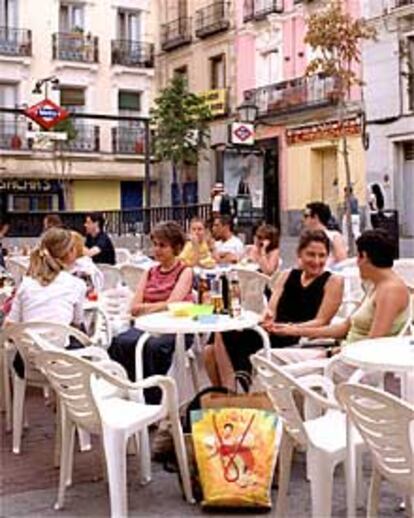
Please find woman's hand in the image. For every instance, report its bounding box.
[268,323,301,336]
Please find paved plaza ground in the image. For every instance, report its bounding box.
[1,389,404,518]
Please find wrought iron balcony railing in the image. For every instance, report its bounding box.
[112,126,145,155]
[195,1,230,38]
[0,27,32,57]
[244,74,341,117]
[161,17,192,51]
[52,32,99,63]
[65,124,100,153]
[243,0,284,22]
[111,40,154,67]
[0,121,30,151]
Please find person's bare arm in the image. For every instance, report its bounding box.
[257,247,280,276]
[271,318,351,340]
[130,271,149,316]
[215,251,239,264]
[84,246,100,258]
[332,233,347,263]
[295,275,344,328]
[261,270,289,331]
[368,283,409,338]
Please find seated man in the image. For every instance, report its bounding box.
[84,212,115,265]
[212,215,244,264]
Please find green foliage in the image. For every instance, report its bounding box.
[150,74,212,168]
[53,117,78,142]
[305,0,376,97]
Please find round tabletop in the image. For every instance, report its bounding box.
[134,309,261,335]
[340,336,414,372]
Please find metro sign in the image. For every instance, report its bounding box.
[24,98,69,130]
[230,122,255,146]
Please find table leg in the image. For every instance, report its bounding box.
[134,332,150,402]
[402,370,414,404]
[174,334,187,403]
[345,416,357,518]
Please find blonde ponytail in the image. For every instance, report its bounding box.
[27,228,74,286]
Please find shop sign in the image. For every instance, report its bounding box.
[230,122,255,146]
[24,98,69,130]
[0,179,55,193]
[286,118,361,145]
[200,89,228,117]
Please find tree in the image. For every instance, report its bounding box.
[305,0,376,255]
[52,117,78,209]
[150,74,212,205]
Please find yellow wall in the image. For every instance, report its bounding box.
[286,135,366,210]
[72,181,120,211]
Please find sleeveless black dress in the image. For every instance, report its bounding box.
[223,269,332,374]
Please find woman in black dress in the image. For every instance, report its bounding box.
[204,229,344,385]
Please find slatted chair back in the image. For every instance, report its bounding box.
[336,383,414,496]
[232,268,270,314]
[120,264,146,293]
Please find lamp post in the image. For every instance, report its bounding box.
[236,99,259,124]
[32,76,60,98]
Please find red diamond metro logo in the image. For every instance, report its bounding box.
[234,124,253,142]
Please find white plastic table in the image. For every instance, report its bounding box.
[340,336,414,403]
[339,336,414,517]
[133,310,270,402]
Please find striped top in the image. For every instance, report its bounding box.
[143,261,193,303]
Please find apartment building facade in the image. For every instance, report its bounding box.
[362,0,414,248]
[0,0,155,214]
[236,0,366,235]
[154,0,237,206]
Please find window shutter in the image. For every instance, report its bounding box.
[60,88,85,106]
[118,91,141,111]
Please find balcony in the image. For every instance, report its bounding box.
[161,17,192,51]
[112,126,145,155]
[243,0,284,22]
[0,121,30,151]
[195,2,230,39]
[66,125,100,153]
[0,27,31,57]
[244,74,340,118]
[52,32,99,63]
[111,40,154,68]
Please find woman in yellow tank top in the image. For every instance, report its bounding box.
[272,229,410,346]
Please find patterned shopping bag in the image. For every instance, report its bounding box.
[191,407,278,508]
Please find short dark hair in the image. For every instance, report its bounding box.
[255,224,280,251]
[44,214,63,229]
[85,212,105,231]
[151,221,186,256]
[215,214,234,231]
[297,229,330,255]
[356,229,395,268]
[306,202,331,227]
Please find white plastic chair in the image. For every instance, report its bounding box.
[5,257,27,285]
[394,259,414,290]
[36,350,194,517]
[98,264,123,290]
[99,287,133,336]
[120,264,146,293]
[336,383,414,517]
[115,247,132,265]
[2,322,106,454]
[251,353,364,518]
[232,268,270,314]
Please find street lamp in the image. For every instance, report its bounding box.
[32,76,60,98]
[236,99,259,124]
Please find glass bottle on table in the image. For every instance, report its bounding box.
[198,273,210,304]
[211,274,224,315]
[229,271,242,318]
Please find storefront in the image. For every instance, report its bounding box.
[0,178,64,213]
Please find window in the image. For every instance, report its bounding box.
[60,87,85,112]
[210,54,226,89]
[10,194,59,212]
[118,90,141,113]
[0,0,17,27]
[174,65,189,84]
[59,2,84,32]
[0,83,18,133]
[117,9,141,41]
[407,36,414,111]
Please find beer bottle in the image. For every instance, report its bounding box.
[220,271,230,314]
[229,271,242,318]
[198,273,209,304]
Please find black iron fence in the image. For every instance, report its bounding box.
[52,32,99,63]
[0,121,30,151]
[111,40,154,67]
[195,1,230,38]
[7,204,212,238]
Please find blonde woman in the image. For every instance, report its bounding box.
[5,228,86,377]
[69,231,104,292]
[179,217,215,268]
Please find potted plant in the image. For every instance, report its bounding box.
[10,135,22,150]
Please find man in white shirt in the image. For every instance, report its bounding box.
[212,215,244,264]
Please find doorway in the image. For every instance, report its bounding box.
[261,138,280,228]
[402,141,414,237]
[312,146,339,213]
